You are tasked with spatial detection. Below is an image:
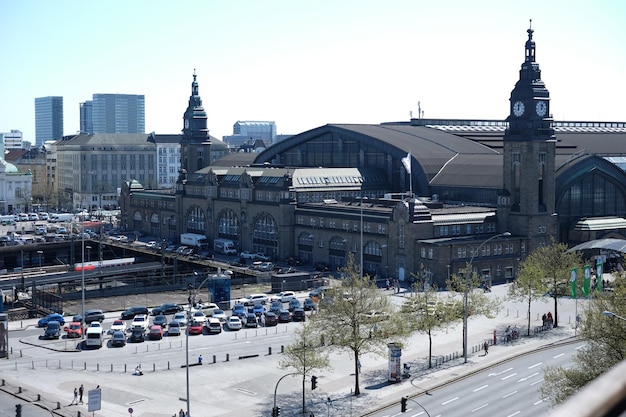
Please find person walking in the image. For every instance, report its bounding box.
[70,387,78,405]
[79,384,84,404]
[483,340,489,355]
[179,408,185,417]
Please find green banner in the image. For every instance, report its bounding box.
[582,265,591,296]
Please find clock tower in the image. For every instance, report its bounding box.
[179,70,211,181]
[499,22,557,253]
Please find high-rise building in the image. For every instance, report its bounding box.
[79,101,93,134]
[35,96,64,146]
[90,94,145,134]
[222,121,276,148]
[2,130,23,150]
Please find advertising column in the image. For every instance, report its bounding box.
[388,342,402,382]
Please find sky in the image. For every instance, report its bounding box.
[1,1,625,143]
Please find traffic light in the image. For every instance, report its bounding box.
[400,397,408,412]
[15,404,22,417]
[272,406,280,416]
[311,375,317,390]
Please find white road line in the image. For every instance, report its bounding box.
[528,362,542,369]
[517,372,539,382]
[534,399,544,405]
[471,404,488,413]
[441,397,459,405]
[473,384,489,392]
[409,412,424,417]
[576,344,585,350]
[502,390,518,398]
[506,412,521,417]
[530,379,544,386]
[488,367,513,376]
[553,353,564,358]
[502,372,518,380]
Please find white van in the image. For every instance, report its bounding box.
[85,326,103,348]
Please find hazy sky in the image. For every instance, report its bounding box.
[1,1,625,142]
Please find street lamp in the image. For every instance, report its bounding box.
[463,231,511,363]
[602,311,626,321]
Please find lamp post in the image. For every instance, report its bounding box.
[462,231,510,363]
[602,311,626,322]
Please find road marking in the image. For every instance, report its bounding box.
[473,384,489,392]
[530,379,544,386]
[488,367,513,376]
[528,362,542,369]
[553,353,564,358]
[517,372,539,382]
[501,372,518,380]
[505,412,521,417]
[234,388,257,395]
[441,397,459,405]
[471,404,488,412]
[409,412,424,416]
[502,390,518,398]
[576,344,585,350]
[534,399,544,405]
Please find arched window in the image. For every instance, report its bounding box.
[252,212,278,257]
[133,211,142,221]
[186,205,206,234]
[216,208,239,239]
[150,213,159,224]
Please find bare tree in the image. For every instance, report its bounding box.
[279,323,330,415]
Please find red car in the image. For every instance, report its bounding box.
[64,322,84,338]
[188,321,204,335]
[148,325,164,340]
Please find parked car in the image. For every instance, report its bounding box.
[252,304,265,316]
[64,321,84,338]
[269,301,283,315]
[148,325,164,340]
[212,309,226,323]
[84,309,105,323]
[258,262,274,271]
[205,318,222,334]
[111,330,126,347]
[193,302,219,317]
[43,321,61,339]
[108,319,127,335]
[242,294,268,306]
[303,298,317,311]
[129,328,145,343]
[239,251,258,259]
[172,312,188,327]
[288,299,302,312]
[277,310,292,323]
[244,313,258,328]
[188,321,204,335]
[121,306,149,320]
[151,303,183,316]
[167,321,182,336]
[270,291,296,303]
[232,304,247,319]
[292,308,306,322]
[131,314,149,331]
[226,316,242,331]
[191,311,207,324]
[263,312,278,327]
[38,313,65,327]
[153,315,168,328]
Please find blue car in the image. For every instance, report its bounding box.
[232,303,246,319]
[252,304,265,316]
[38,313,65,327]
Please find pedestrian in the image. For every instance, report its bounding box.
[483,340,489,355]
[198,354,203,364]
[179,409,185,417]
[71,387,78,405]
[385,279,390,290]
[79,384,84,404]
[260,313,265,327]
[309,412,315,417]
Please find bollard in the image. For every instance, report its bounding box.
[493,329,497,345]
[125,364,127,373]
[213,355,216,364]
[153,363,155,372]
[111,364,113,372]
[32,361,34,369]
[58,359,61,369]
[84,362,87,370]
[18,387,22,393]
[281,345,284,353]
[77,412,81,417]
[168,361,170,370]
[37,394,41,401]
[226,353,229,362]
[56,401,60,410]
[97,363,99,371]
[268,347,272,355]
[1,379,4,386]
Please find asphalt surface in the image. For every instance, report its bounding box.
[0,282,583,417]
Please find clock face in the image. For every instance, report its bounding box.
[185,119,190,129]
[513,101,525,117]
[536,101,547,117]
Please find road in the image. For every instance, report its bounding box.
[368,342,582,417]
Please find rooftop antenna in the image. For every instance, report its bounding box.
[418,101,421,119]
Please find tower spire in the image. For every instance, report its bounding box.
[525,19,536,63]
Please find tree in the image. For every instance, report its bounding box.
[403,281,460,368]
[279,323,330,415]
[507,259,549,336]
[541,279,626,405]
[309,253,408,395]
[523,241,582,327]
[447,263,501,354]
